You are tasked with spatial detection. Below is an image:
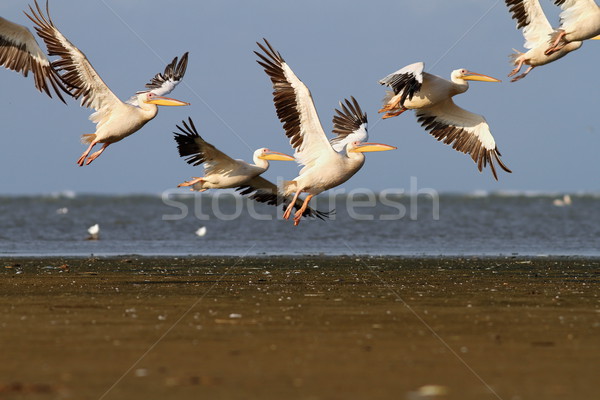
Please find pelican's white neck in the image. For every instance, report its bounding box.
[252,149,269,170]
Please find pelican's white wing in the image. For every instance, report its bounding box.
[0,15,67,101]
[26,0,121,114]
[330,97,368,152]
[378,62,424,107]
[126,52,189,106]
[236,176,331,220]
[255,39,334,171]
[415,99,512,180]
[173,117,240,176]
[505,0,553,48]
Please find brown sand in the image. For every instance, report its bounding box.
[0,256,598,400]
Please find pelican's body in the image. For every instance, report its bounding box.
[0,13,67,100]
[174,117,330,221]
[287,148,366,197]
[505,0,583,81]
[190,153,270,190]
[546,0,600,54]
[397,72,465,109]
[378,62,511,180]
[85,92,160,145]
[26,0,190,166]
[255,39,395,225]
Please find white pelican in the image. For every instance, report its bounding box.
[25,0,190,166]
[505,0,583,81]
[255,39,396,226]
[545,0,600,55]
[378,62,511,180]
[173,117,331,221]
[0,11,68,101]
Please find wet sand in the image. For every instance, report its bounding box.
[0,256,598,400]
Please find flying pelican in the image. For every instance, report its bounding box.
[545,0,600,55]
[378,62,511,180]
[255,39,396,226]
[0,13,68,101]
[25,0,190,166]
[173,117,331,221]
[505,0,583,81]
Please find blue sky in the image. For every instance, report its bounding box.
[1,0,598,194]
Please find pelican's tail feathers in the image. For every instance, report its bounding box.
[282,180,298,197]
[509,49,524,63]
[382,90,396,105]
[81,134,96,144]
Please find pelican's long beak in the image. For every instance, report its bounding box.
[461,71,501,83]
[258,151,295,161]
[350,142,397,153]
[591,35,600,40]
[145,96,190,106]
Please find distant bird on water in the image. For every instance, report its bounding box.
[255,39,395,226]
[0,9,69,101]
[173,117,331,222]
[86,224,99,240]
[553,194,572,207]
[25,0,190,166]
[378,62,511,180]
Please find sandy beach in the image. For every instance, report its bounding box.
[0,256,598,400]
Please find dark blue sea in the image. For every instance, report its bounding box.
[0,191,598,257]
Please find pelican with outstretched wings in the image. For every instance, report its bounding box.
[545,0,600,55]
[173,117,331,222]
[25,0,190,166]
[505,0,583,81]
[255,39,395,226]
[378,62,511,180]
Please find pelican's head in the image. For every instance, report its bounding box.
[141,92,190,106]
[255,148,295,161]
[452,69,501,83]
[348,141,397,153]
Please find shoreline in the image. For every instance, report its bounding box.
[2,253,600,261]
[2,255,598,399]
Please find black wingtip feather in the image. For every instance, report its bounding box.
[173,117,207,166]
[332,96,367,137]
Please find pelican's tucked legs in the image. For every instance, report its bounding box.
[178,177,204,187]
[510,66,535,82]
[545,30,567,55]
[382,108,407,119]
[85,143,110,165]
[283,189,302,220]
[77,141,98,166]
[293,194,314,226]
[378,94,402,113]
[508,60,525,77]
